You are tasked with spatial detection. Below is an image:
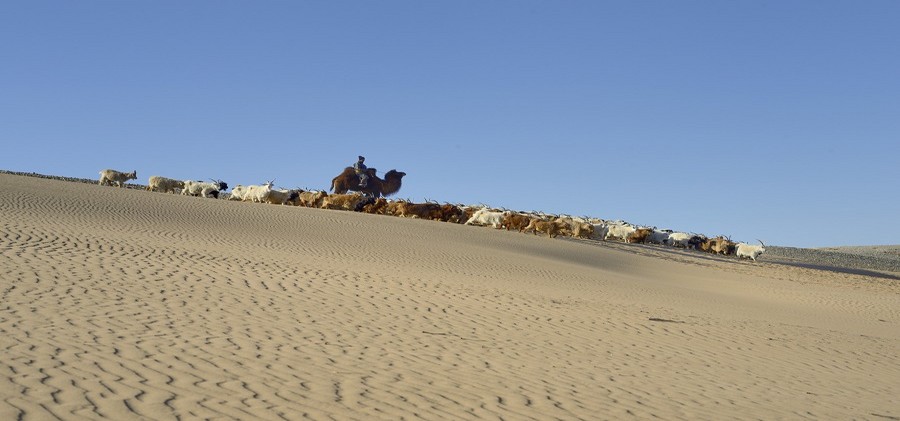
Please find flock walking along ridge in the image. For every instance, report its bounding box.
[99,166,768,262]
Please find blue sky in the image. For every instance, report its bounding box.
[2,1,897,248]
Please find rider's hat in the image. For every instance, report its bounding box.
[358,155,365,161]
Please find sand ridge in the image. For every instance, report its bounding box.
[1,174,898,420]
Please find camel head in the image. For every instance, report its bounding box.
[386,170,406,179]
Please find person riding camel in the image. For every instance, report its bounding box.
[353,155,368,188]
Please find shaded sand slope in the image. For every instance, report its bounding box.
[1,173,898,420]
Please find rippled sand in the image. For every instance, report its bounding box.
[1,173,898,420]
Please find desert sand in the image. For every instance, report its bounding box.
[1,173,898,420]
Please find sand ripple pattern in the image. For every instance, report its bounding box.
[1,174,898,420]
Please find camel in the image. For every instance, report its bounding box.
[331,167,406,197]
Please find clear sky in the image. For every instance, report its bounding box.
[2,1,897,248]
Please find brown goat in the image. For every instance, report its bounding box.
[436,204,467,223]
[626,228,653,244]
[522,220,566,238]
[502,212,534,232]
[297,190,328,208]
[361,197,389,214]
[396,202,443,219]
[382,200,406,216]
[571,222,594,239]
[321,193,368,211]
[705,237,736,255]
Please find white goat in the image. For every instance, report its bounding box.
[464,208,506,228]
[666,232,694,248]
[646,229,672,245]
[182,179,228,198]
[228,185,248,201]
[736,240,767,262]
[264,188,301,205]
[244,180,275,203]
[98,169,137,188]
[147,176,184,194]
[604,223,636,242]
[590,223,609,240]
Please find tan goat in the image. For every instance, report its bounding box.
[98,169,137,188]
[321,193,368,211]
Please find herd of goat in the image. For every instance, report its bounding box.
[98,168,768,262]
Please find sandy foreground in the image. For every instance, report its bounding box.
[1,174,898,420]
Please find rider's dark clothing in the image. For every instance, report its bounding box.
[353,156,368,187]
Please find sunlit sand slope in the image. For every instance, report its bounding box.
[1,173,897,420]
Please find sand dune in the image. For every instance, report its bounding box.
[1,173,898,420]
